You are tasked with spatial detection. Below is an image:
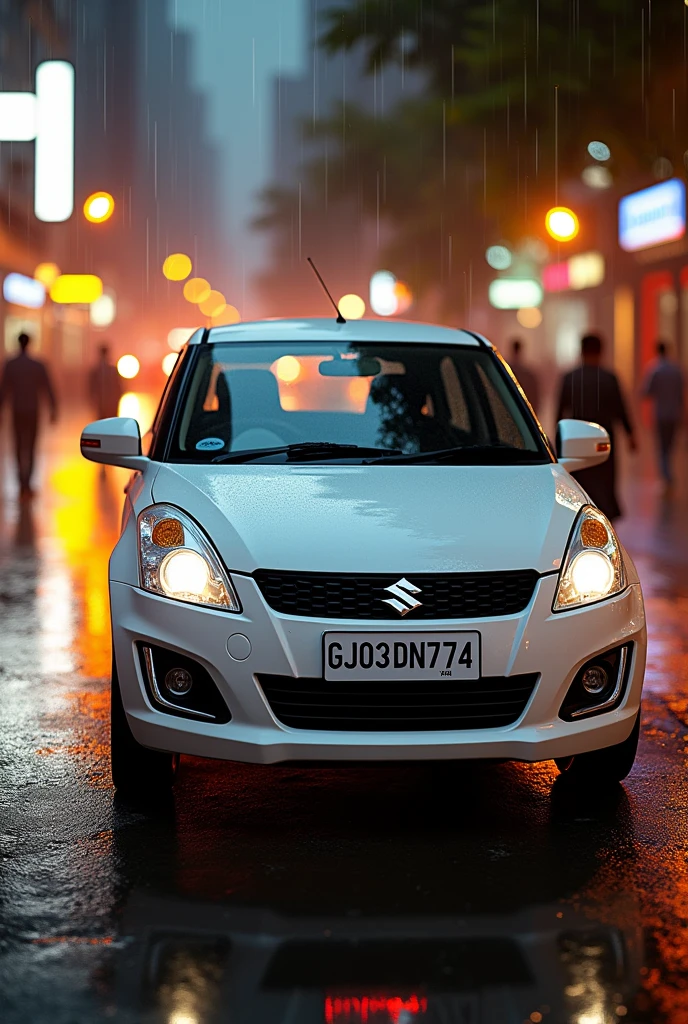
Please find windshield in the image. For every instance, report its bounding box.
[166,341,550,465]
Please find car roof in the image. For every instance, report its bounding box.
[191,318,492,348]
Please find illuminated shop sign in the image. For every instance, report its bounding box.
[618,178,686,252]
[488,278,543,309]
[3,272,46,309]
[543,252,605,293]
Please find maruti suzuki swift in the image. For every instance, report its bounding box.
[81,319,646,796]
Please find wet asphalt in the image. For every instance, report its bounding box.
[1,415,688,1023]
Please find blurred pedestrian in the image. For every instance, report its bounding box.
[0,332,58,500]
[640,340,685,493]
[89,343,122,420]
[557,333,636,521]
[508,337,540,412]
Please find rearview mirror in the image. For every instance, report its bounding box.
[80,417,149,471]
[319,356,381,377]
[556,419,610,472]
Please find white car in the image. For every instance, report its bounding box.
[81,318,646,796]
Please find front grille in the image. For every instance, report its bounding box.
[258,673,539,731]
[253,569,539,620]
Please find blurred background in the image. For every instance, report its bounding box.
[0,0,685,434]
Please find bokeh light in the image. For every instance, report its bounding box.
[83,191,115,223]
[199,290,226,318]
[582,165,613,190]
[117,354,140,380]
[545,207,579,242]
[587,141,611,162]
[485,245,512,270]
[89,291,116,328]
[212,304,241,325]
[34,262,60,288]
[516,307,543,329]
[162,253,192,281]
[274,355,302,383]
[50,274,103,304]
[370,270,398,316]
[162,352,178,377]
[653,157,674,181]
[167,328,196,351]
[394,281,413,313]
[118,392,140,422]
[338,293,366,319]
[183,277,211,303]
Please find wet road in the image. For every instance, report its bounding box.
[2,413,688,1023]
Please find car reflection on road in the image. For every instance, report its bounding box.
[114,891,643,1024]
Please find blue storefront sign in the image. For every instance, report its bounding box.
[619,178,686,252]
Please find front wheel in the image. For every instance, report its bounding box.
[554,711,640,784]
[110,659,179,797]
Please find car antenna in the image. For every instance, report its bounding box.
[307,257,346,323]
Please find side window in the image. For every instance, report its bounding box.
[475,364,528,449]
[440,356,471,431]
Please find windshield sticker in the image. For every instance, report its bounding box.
[196,437,225,451]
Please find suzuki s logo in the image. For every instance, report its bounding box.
[382,578,422,616]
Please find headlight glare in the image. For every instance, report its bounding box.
[554,506,625,611]
[160,548,210,598]
[138,504,241,611]
[569,549,614,598]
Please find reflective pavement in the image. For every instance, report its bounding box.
[1,412,688,1023]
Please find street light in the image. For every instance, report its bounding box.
[545,207,579,242]
[162,253,192,281]
[84,191,115,223]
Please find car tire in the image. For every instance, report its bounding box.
[110,658,179,796]
[554,711,640,784]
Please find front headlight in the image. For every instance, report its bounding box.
[553,506,626,611]
[138,504,241,611]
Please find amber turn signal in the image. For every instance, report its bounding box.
[152,518,185,548]
[580,518,609,549]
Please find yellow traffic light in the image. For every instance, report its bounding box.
[84,191,115,224]
[545,206,579,242]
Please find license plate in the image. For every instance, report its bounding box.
[323,631,481,682]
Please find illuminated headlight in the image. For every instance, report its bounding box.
[553,506,625,611]
[138,504,240,611]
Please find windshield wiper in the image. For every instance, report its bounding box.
[365,443,543,465]
[211,442,402,464]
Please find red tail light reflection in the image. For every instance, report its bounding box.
[324,993,428,1024]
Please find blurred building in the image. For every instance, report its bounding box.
[259,0,420,317]
[0,0,226,396]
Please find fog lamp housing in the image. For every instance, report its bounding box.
[559,645,631,721]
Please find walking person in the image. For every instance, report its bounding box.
[508,337,541,412]
[0,332,58,500]
[640,340,685,493]
[89,343,122,421]
[556,333,636,521]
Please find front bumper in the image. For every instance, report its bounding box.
[110,574,646,764]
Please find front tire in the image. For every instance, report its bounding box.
[555,711,640,784]
[110,659,179,796]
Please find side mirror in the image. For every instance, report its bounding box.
[80,417,150,471]
[556,419,610,472]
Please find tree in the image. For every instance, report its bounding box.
[259,0,688,316]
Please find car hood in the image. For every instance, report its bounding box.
[150,462,587,575]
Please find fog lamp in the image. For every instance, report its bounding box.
[581,665,609,695]
[165,667,193,696]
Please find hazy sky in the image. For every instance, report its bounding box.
[173,0,304,312]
